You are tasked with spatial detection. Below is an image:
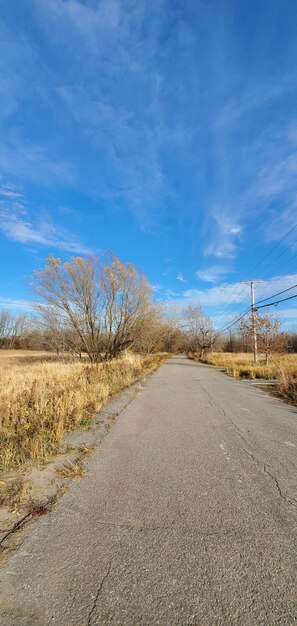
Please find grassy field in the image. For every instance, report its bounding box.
[189,351,297,403]
[0,350,166,473]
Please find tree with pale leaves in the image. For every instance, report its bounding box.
[239,313,287,364]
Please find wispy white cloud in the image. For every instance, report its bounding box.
[164,289,180,299]
[171,273,297,310]
[196,265,232,283]
[245,126,297,242]
[264,203,297,243]
[54,80,180,229]
[1,212,93,254]
[0,297,34,311]
[255,153,297,201]
[36,0,122,51]
[0,186,92,254]
[2,0,297,257]
[0,21,38,121]
[27,0,192,230]
[204,209,242,259]
[176,273,186,282]
[0,139,73,185]
[203,63,297,259]
[215,79,293,128]
[0,184,23,199]
[150,283,162,292]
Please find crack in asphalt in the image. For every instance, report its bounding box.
[263,463,297,507]
[197,379,296,510]
[0,513,32,549]
[87,560,113,626]
[66,502,240,536]
[219,406,296,508]
[65,500,242,537]
[199,382,214,408]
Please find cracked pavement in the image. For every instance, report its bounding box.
[0,355,297,625]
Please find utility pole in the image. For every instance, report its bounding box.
[240,280,263,364]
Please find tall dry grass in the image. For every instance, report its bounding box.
[0,350,166,473]
[190,351,297,403]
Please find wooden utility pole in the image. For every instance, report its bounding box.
[240,280,263,364]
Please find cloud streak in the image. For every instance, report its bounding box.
[0,297,34,311]
[215,79,293,128]
[0,186,92,254]
[171,273,297,311]
[203,209,242,259]
[196,265,232,283]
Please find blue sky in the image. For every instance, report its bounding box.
[1,0,297,328]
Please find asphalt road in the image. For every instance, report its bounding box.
[1,356,297,625]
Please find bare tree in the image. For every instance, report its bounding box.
[32,255,153,362]
[35,305,82,357]
[258,316,287,364]
[239,313,287,363]
[0,310,28,348]
[159,303,184,352]
[0,311,11,347]
[32,256,104,362]
[100,255,152,359]
[286,327,297,353]
[238,318,252,353]
[131,305,163,354]
[184,305,215,358]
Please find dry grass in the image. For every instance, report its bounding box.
[190,351,297,403]
[0,349,82,366]
[56,460,85,479]
[0,350,166,473]
[0,477,29,510]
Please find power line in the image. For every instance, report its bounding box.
[258,236,297,279]
[260,250,297,283]
[247,222,297,276]
[211,282,243,320]
[250,234,297,302]
[215,280,263,335]
[238,233,297,302]
[216,305,251,333]
[212,222,297,322]
[254,283,297,306]
[255,293,297,310]
[216,282,297,333]
[252,251,297,305]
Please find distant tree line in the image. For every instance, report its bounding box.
[223,314,297,362]
[0,255,296,361]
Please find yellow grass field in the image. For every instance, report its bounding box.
[0,350,166,473]
[192,352,297,403]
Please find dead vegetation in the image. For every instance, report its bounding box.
[0,477,29,510]
[0,350,166,474]
[189,351,297,403]
[56,459,86,479]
